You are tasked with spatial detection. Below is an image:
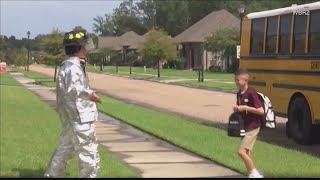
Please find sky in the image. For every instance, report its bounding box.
[0,0,124,39]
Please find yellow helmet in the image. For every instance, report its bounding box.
[63,30,88,47]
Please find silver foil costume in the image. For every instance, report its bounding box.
[44,56,100,178]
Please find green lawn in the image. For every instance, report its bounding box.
[87,65,236,91]
[111,71,178,81]
[0,72,22,87]
[43,64,235,90]
[23,65,235,91]
[86,65,234,81]
[175,80,237,91]
[12,67,56,87]
[0,73,138,178]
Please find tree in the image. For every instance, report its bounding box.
[126,51,137,74]
[136,0,157,30]
[154,0,191,36]
[98,47,117,71]
[0,51,4,61]
[0,36,7,51]
[204,28,240,72]
[93,14,117,36]
[14,48,28,67]
[143,0,318,37]
[40,29,65,81]
[0,36,7,61]
[135,0,192,36]
[93,0,148,36]
[111,0,147,35]
[140,28,177,77]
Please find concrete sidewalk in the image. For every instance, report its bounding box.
[10,72,244,178]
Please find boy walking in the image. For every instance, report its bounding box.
[233,69,264,178]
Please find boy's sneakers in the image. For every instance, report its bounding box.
[248,169,264,178]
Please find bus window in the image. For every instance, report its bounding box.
[279,14,292,55]
[309,10,320,54]
[293,15,307,54]
[266,16,278,54]
[250,18,265,55]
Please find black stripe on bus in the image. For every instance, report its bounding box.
[272,83,320,92]
[241,55,320,60]
[249,81,266,87]
[247,69,320,76]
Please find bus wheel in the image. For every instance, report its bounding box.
[288,97,312,145]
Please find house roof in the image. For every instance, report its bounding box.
[120,31,141,47]
[95,31,144,52]
[173,9,240,43]
[97,36,122,51]
[92,30,175,53]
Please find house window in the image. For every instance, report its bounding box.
[293,15,307,54]
[250,18,265,55]
[279,14,292,55]
[309,10,320,54]
[266,16,278,54]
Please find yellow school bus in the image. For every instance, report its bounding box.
[239,2,320,145]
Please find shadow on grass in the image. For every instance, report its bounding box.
[12,168,46,178]
[36,80,54,83]
[11,168,72,178]
[34,78,52,80]
[33,81,56,86]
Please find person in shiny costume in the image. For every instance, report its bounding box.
[44,29,101,178]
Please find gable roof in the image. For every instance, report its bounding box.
[93,30,175,53]
[173,9,240,43]
[121,31,146,50]
[97,36,122,51]
[96,31,143,51]
[120,31,141,46]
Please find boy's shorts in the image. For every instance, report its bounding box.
[240,127,260,150]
